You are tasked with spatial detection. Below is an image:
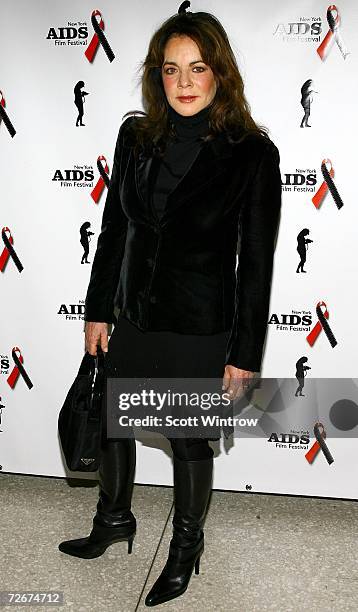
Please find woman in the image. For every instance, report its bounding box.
[79,221,94,264]
[295,356,311,397]
[296,228,313,273]
[59,8,282,607]
[300,79,318,128]
[74,80,89,127]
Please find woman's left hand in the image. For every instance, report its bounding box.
[222,364,255,401]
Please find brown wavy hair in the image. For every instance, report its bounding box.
[123,9,269,156]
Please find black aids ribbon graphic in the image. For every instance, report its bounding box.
[312,159,344,210]
[0,91,16,138]
[0,227,24,272]
[7,347,33,390]
[85,10,115,63]
[306,301,337,348]
[305,421,334,465]
[320,159,344,209]
[91,155,110,203]
[317,4,349,61]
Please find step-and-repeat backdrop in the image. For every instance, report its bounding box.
[1,1,358,498]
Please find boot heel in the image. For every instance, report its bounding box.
[127,533,135,554]
[194,554,201,575]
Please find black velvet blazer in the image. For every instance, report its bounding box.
[84,115,282,372]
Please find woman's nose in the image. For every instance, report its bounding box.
[177,72,193,88]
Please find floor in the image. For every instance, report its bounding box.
[1,473,358,611]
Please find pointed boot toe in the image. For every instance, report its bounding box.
[58,516,136,559]
[144,535,204,606]
[58,536,106,559]
[58,530,135,559]
[144,568,191,607]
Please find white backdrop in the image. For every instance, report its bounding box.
[1,0,358,498]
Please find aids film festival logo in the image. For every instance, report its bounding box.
[282,168,316,194]
[273,14,322,43]
[52,166,94,190]
[46,21,88,47]
[269,304,338,349]
[51,156,109,202]
[282,161,345,210]
[273,5,350,59]
[268,310,312,333]
[268,431,310,451]
[58,300,85,321]
[46,10,115,62]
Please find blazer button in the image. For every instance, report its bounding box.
[150,295,156,304]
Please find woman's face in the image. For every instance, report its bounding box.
[161,34,217,116]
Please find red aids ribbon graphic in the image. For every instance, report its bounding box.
[312,159,334,209]
[85,10,115,63]
[317,5,349,61]
[0,90,16,138]
[7,347,33,390]
[306,301,337,348]
[305,422,334,464]
[90,155,110,203]
[0,227,23,272]
[312,159,344,210]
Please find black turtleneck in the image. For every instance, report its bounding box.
[151,103,211,221]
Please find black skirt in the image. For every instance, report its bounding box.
[104,314,231,441]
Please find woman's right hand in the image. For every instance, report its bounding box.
[85,321,109,356]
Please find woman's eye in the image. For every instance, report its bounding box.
[164,66,206,74]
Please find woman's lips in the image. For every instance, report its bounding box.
[177,96,198,103]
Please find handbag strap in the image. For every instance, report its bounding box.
[78,346,106,377]
[88,347,107,419]
[93,346,106,376]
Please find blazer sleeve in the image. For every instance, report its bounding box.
[224,139,282,372]
[84,117,132,324]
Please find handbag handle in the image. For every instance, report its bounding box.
[78,345,106,377]
[88,346,106,419]
[91,345,106,381]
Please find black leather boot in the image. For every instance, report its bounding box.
[145,455,213,606]
[58,438,136,558]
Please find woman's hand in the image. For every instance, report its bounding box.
[85,321,109,356]
[222,364,255,401]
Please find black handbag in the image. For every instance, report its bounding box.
[58,347,106,472]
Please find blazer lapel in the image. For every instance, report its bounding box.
[135,133,234,224]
